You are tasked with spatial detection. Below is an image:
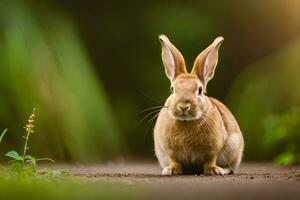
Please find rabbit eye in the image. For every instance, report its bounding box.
[198,86,202,95]
[170,86,174,93]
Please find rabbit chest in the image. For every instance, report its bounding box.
[165,121,225,165]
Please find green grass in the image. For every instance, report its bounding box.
[0,171,141,200]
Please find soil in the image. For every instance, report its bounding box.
[56,162,300,200]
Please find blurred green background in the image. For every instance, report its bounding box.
[0,0,300,164]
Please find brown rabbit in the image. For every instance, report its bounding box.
[154,35,244,175]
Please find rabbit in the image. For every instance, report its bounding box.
[154,34,244,176]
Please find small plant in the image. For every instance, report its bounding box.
[0,129,7,144]
[5,108,54,174]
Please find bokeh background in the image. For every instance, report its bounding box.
[0,0,300,164]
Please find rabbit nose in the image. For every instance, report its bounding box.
[177,104,191,112]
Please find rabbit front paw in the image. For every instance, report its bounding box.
[162,165,182,176]
[204,165,225,176]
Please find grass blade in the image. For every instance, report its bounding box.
[36,158,55,163]
[0,129,8,144]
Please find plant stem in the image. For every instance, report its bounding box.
[21,108,35,169]
[22,129,30,168]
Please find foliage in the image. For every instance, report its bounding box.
[5,109,54,174]
[263,107,300,165]
[227,40,300,164]
[0,129,7,144]
[274,152,296,165]
[0,0,123,162]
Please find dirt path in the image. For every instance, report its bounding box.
[58,162,300,200]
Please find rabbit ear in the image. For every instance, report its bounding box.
[191,36,224,90]
[159,34,187,82]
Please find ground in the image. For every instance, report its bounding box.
[57,162,300,200]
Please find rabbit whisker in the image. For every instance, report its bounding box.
[200,117,214,134]
[200,111,216,123]
[198,114,216,140]
[143,112,160,143]
[138,109,161,126]
[144,107,168,130]
[137,105,166,116]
